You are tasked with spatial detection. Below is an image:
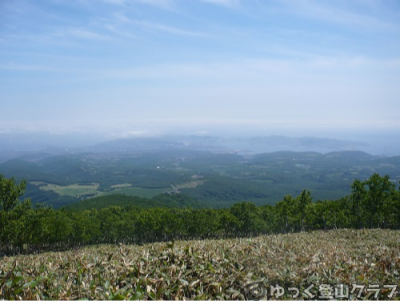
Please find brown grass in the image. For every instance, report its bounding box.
[1,229,399,300]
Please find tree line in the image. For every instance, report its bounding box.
[0,173,399,255]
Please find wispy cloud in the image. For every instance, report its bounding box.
[49,27,111,41]
[2,0,399,132]
[66,28,111,40]
[106,0,175,10]
[103,23,136,39]
[67,53,400,85]
[279,0,396,30]
[110,12,131,24]
[200,0,240,8]
[136,20,208,37]
[135,0,173,8]
[102,0,127,5]
[99,11,206,38]
[0,62,50,72]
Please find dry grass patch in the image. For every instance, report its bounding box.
[1,229,399,300]
[176,181,205,189]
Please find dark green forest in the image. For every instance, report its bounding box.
[1,172,399,255]
[1,150,400,208]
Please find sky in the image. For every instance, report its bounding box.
[1,0,400,138]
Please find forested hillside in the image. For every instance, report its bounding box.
[1,173,399,255]
[1,150,399,208]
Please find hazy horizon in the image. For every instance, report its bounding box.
[1,124,400,157]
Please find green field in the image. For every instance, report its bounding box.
[1,229,399,300]
[32,182,101,198]
[31,179,204,201]
[31,181,177,199]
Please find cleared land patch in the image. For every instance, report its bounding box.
[110,183,132,189]
[176,180,205,189]
[31,182,168,199]
[32,182,101,198]
[31,179,204,200]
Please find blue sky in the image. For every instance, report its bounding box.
[1,0,400,137]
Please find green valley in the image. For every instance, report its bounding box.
[1,149,399,208]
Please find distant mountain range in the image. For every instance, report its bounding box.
[244,135,369,152]
[89,135,369,154]
[0,133,377,162]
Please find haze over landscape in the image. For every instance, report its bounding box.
[1,0,400,203]
[2,3,400,299]
[1,0,400,148]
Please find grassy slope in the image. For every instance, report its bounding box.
[1,229,399,300]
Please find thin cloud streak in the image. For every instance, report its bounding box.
[135,20,209,37]
[62,28,112,41]
[101,0,174,9]
[278,0,397,30]
[200,0,241,8]
[0,62,53,72]
[54,55,399,82]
